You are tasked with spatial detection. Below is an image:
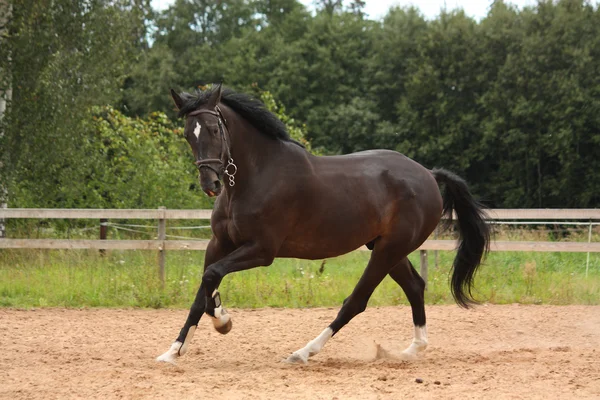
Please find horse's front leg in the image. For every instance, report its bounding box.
[202,242,275,319]
[156,241,274,364]
[156,238,231,364]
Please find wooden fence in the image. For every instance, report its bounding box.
[1,208,599,285]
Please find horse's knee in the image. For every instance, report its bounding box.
[413,273,426,294]
[341,295,368,319]
[202,266,222,290]
[410,270,426,292]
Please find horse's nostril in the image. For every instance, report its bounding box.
[213,180,222,190]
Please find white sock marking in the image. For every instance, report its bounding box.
[401,325,428,359]
[156,341,183,364]
[193,122,201,139]
[156,325,197,364]
[287,327,333,364]
[179,325,196,356]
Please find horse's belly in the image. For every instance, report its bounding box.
[276,238,367,260]
[276,219,377,260]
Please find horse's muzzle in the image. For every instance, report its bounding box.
[198,164,223,197]
[202,179,222,197]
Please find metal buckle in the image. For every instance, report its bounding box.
[224,158,237,187]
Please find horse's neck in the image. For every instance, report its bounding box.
[223,108,285,191]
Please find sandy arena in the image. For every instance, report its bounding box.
[1,305,599,399]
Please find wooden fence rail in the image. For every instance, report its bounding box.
[1,208,598,284]
[1,238,599,252]
[1,208,600,220]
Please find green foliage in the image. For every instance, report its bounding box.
[5,104,210,210]
[121,0,600,208]
[0,0,152,207]
[83,106,210,209]
[475,0,600,207]
[2,0,600,211]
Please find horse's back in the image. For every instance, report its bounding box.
[311,149,440,211]
[274,149,442,259]
[316,148,442,225]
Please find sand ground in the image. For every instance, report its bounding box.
[1,304,599,399]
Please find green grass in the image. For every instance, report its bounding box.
[1,248,598,308]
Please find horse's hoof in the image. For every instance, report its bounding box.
[400,339,427,361]
[156,341,182,364]
[284,352,308,364]
[399,350,418,361]
[214,318,232,335]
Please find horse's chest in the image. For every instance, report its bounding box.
[211,217,232,241]
[211,212,245,246]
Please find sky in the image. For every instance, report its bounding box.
[151,0,539,21]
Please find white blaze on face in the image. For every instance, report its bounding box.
[193,122,201,139]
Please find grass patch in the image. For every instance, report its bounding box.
[0,248,598,308]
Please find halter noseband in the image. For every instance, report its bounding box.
[187,106,237,187]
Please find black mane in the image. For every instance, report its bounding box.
[178,86,298,145]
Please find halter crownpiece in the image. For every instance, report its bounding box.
[187,106,237,187]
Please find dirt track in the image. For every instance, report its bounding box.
[1,305,599,399]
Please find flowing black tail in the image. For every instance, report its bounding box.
[432,168,490,308]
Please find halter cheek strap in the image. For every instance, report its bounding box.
[187,106,237,187]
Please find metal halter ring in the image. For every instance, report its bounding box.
[224,158,237,187]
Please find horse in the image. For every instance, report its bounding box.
[157,84,490,364]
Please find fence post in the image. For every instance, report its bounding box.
[420,250,428,290]
[0,188,5,238]
[434,226,439,270]
[99,218,108,256]
[158,206,166,287]
[0,203,5,238]
[586,221,592,278]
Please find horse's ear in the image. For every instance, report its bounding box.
[207,83,222,108]
[171,89,184,110]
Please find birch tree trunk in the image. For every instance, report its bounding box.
[0,0,11,238]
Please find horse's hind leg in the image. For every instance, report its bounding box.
[388,257,428,359]
[286,245,399,364]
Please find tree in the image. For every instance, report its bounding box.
[0,0,11,237]
[392,10,483,173]
[0,0,149,208]
[83,106,210,209]
[347,0,366,17]
[478,0,600,207]
[315,0,343,16]
[5,0,600,211]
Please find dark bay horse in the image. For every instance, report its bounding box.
[157,84,490,364]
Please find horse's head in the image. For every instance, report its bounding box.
[172,84,234,197]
